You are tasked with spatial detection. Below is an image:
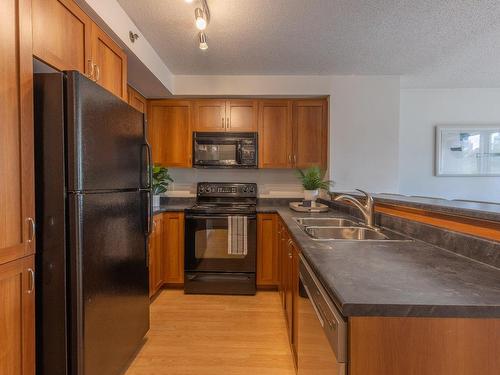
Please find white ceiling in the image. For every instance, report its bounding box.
[117,0,500,87]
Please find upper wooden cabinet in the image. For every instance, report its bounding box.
[226,100,258,131]
[32,0,92,75]
[0,256,36,375]
[32,0,128,100]
[127,85,147,114]
[148,100,192,167]
[194,100,257,132]
[258,100,293,168]
[257,214,279,286]
[91,23,127,100]
[1,0,36,265]
[293,100,328,169]
[194,100,227,132]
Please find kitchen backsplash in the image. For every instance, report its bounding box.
[164,168,304,198]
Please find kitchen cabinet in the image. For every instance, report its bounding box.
[291,241,299,365]
[32,0,92,75]
[90,23,128,100]
[148,100,192,167]
[257,214,279,286]
[194,100,257,132]
[32,0,128,100]
[293,100,328,168]
[127,85,147,114]
[1,0,36,266]
[258,100,293,168]
[163,212,185,285]
[149,214,164,297]
[0,256,35,375]
[277,220,287,307]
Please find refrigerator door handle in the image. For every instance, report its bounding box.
[146,190,153,237]
[141,142,153,190]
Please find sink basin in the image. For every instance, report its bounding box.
[294,217,360,228]
[304,226,410,241]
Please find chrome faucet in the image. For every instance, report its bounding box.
[334,189,376,229]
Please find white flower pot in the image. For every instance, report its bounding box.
[304,189,319,202]
[152,195,161,207]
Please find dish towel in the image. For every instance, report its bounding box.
[227,216,248,255]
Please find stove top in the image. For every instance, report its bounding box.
[187,182,257,215]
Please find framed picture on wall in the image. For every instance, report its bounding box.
[435,125,500,176]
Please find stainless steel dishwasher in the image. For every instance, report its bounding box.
[298,254,347,375]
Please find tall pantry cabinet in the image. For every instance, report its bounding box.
[1,0,36,374]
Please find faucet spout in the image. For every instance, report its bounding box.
[334,189,376,229]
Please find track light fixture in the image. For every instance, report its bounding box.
[194,8,207,30]
[199,31,208,50]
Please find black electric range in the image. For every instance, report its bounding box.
[184,183,257,295]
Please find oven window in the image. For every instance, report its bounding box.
[195,144,236,162]
[195,225,245,260]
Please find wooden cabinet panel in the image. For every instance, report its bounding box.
[194,100,226,132]
[1,0,35,265]
[291,242,299,365]
[149,215,164,297]
[127,85,147,114]
[258,100,293,168]
[91,23,127,100]
[285,238,294,340]
[257,214,279,286]
[148,100,192,167]
[350,317,500,375]
[32,0,92,75]
[163,212,184,284]
[227,100,257,132]
[0,256,35,375]
[293,100,328,169]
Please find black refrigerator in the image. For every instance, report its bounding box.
[34,71,152,375]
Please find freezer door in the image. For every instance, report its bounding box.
[68,191,149,375]
[65,71,149,191]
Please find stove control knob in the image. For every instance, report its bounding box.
[242,187,248,193]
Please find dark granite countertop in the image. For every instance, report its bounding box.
[153,198,194,215]
[258,204,500,318]
[155,200,500,318]
[330,192,500,222]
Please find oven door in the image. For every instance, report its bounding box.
[185,213,257,273]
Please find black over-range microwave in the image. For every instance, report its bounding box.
[193,132,258,168]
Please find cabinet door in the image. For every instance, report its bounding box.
[0,256,35,375]
[291,242,300,364]
[127,85,147,114]
[293,100,328,169]
[148,100,192,167]
[194,100,227,132]
[32,0,92,75]
[163,213,184,284]
[91,23,128,100]
[1,0,36,265]
[258,100,293,168]
[257,214,279,286]
[149,215,163,297]
[226,100,257,132]
[285,239,294,340]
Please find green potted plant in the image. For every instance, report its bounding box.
[152,165,173,207]
[296,166,333,202]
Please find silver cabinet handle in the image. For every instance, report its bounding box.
[293,154,297,163]
[26,217,35,243]
[87,59,94,79]
[28,268,35,294]
[221,118,224,128]
[227,117,230,129]
[94,64,100,82]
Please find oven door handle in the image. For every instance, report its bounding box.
[185,214,256,220]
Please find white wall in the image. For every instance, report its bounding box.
[400,89,500,202]
[172,75,400,196]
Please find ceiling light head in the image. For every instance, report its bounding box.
[185,0,194,3]
[198,32,208,50]
[195,8,207,30]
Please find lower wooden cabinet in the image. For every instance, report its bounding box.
[163,212,185,285]
[257,214,279,286]
[0,256,35,375]
[149,214,164,297]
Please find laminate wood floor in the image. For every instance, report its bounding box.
[124,289,295,375]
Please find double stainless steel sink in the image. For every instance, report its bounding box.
[293,217,410,242]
